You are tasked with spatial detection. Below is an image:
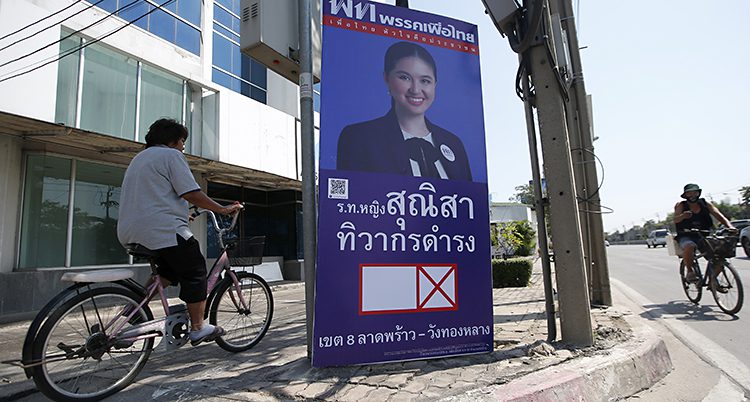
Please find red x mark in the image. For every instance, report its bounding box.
[418,266,456,309]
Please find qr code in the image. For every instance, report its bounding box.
[328,178,348,199]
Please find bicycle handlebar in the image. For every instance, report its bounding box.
[680,228,738,236]
[190,204,243,236]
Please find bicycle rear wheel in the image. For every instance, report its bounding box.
[711,261,744,315]
[680,258,702,304]
[31,286,154,401]
[209,272,273,352]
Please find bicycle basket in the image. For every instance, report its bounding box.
[226,236,265,266]
[702,236,737,259]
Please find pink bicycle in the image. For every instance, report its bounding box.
[12,207,272,401]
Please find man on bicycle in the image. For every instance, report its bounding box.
[674,183,735,281]
[117,118,242,346]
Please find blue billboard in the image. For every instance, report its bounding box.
[313,0,492,367]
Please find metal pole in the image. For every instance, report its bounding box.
[395,0,409,7]
[298,0,317,359]
[558,0,611,306]
[519,53,557,342]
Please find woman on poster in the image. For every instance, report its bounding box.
[336,41,472,181]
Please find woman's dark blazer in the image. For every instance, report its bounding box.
[336,109,472,181]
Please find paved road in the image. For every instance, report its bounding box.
[608,244,750,396]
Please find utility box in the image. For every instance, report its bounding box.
[240,0,321,84]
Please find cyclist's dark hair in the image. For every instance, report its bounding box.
[384,41,437,81]
[145,118,188,148]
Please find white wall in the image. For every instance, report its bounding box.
[490,203,534,223]
[0,136,23,273]
[0,1,59,121]
[219,90,298,180]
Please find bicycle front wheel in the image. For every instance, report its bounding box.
[680,258,702,304]
[209,272,273,352]
[31,286,154,401]
[711,261,744,315]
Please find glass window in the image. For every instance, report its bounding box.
[97,0,117,13]
[183,84,193,153]
[313,82,321,112]
[138,64,184,140]
[213,5,235,33]
[249,57,266,90]
[214,24,239,42]
[212,1,266,102]
[150,8,176,43]
[71,161,128,266]
[215,0,239,14]
[119,0,150,30]
[55,35,81,126]
[164,0,178,13]
[211,68,232,90]
[175,22,200,55]
[249,85,266,104]
[79,44,138,139]
[19,155,71,269]
[212,33,233,72]
[177,0,201,26]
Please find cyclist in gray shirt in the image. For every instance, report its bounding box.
[118,118,242,346]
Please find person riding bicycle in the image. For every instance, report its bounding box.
[673,183,735,281]
[117,118,242,346]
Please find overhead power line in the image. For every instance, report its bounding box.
[0,0,106,53]
[0,0,82,42]
[0,0,143,70]
[0,0,175,84]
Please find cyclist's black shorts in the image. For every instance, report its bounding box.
[155,234,207,303]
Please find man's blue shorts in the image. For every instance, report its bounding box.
[678,236,700,250]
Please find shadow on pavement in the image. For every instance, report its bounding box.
[638,301,740,322]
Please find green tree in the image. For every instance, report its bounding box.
[509,184,534,206]
[491,221,536,258]
[714,200,741,221]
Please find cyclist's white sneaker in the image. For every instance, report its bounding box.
[189,324,225,346]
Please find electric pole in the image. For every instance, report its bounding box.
[553,0,612,306]
[518,0,594,346]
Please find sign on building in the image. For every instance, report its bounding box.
[313,0,492,367]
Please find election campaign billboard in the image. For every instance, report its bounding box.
[313,0,493,367]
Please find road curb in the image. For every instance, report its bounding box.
[484,321,672,401]
[437,315,672,402]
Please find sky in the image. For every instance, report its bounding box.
[370,0,749,233]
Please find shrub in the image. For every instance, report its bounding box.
[490,221,537,258]
[492,257,533,288]
[513,221,536,256]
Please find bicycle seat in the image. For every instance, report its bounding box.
[61,269,134,283]
[125,243,159,259]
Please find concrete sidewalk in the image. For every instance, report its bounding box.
[0,260,672,401]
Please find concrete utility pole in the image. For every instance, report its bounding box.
[554,0,612,306]
[298,0,317,359]
[526,0,593,346]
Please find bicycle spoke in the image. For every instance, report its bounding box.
[32,288,154,400]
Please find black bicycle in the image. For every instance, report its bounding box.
[679,229,743,315]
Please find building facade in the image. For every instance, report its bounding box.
[0,0,312,322]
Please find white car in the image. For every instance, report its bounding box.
[647,229,669,248]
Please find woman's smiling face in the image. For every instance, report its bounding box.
[385,56,436,117]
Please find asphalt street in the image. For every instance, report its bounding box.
[608,244,750,398]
